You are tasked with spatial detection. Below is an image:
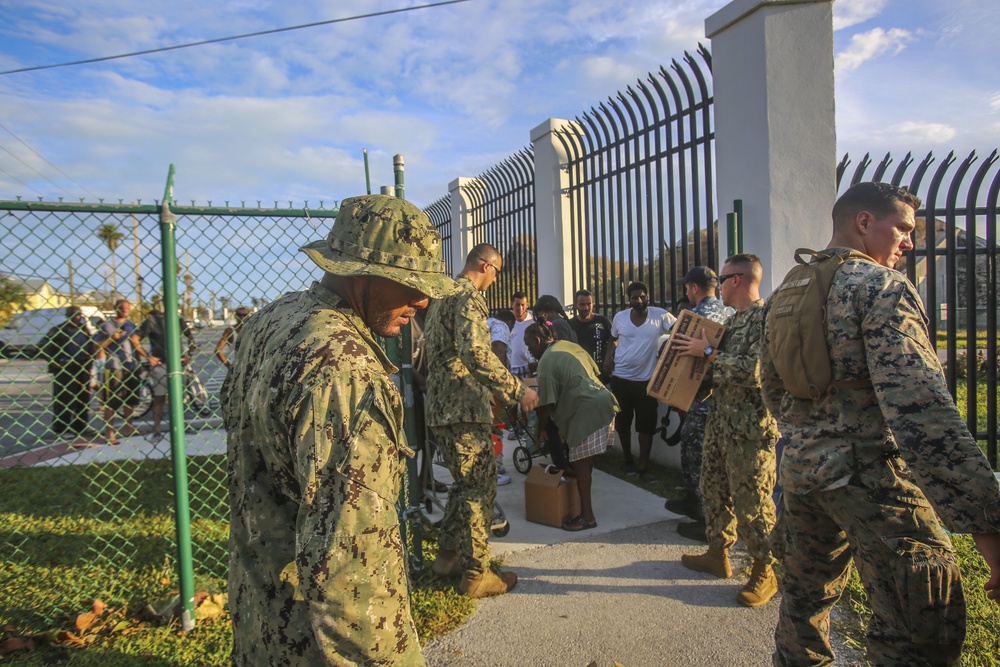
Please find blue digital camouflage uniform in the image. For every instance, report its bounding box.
[700,300,779,562]
[677,295,733,499]
[424,274,525,573]
[761,253,1000,667]
[223,283,425,666]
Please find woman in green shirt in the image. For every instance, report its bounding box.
[524,321,619,531]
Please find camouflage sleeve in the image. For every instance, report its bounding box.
[455,293,525,405]
[862,274,1000,534]
[712,309,764,389]
[759,298,787,415]
[289,377,417,660]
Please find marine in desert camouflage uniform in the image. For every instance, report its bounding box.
[423,244,538,598]
[761,182,1000,666]
[675,255,780,607]
[221,195,456,666]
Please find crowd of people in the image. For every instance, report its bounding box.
[218,186,999,666]
[39,298,247,446]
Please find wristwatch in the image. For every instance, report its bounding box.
[703,345,715,357]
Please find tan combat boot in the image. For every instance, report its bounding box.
[430,549,462,578]
[460,569,518,599]
[680,546,733,579]
[736,560,778,607]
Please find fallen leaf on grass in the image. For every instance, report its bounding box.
[0,636,34,655]
[195,594,227,621]
[92,599,107,616]
[54,630,88,647]
[74,612,97,632]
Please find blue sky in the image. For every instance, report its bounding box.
[0,0,998,210]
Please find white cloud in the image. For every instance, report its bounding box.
[881,121,958,146]
[832,0,889,31]
[835,27,913,73]
[990,92,1000,112]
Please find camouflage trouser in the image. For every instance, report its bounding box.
[700,422,777,563]
[679,399,710,496]
[432,423,496,573]
[773,466,964,667]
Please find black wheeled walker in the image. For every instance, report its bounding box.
[507,405,548,474]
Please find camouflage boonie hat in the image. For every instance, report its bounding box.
[300,194,458,299]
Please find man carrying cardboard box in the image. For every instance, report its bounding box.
[667,266,733,542]
[672,253,781,608]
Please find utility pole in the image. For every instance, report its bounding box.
[132,209,142,310]
[68,259,75,307]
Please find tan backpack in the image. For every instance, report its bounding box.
[766,248,876,399]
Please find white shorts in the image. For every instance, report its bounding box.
[149,365,169,397]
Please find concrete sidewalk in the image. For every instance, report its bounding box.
[421,440,868,667]
[422,446,786,667]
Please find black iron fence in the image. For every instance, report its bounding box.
[557,45,716,315]
[424,195,453,276]
[838,150,1000,467]
[462,148,536,312]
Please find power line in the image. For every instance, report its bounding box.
[0,0,474,76]
[0,80,101,199]
[0,143,75,199]
[0,164,45,197]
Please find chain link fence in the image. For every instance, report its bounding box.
[1,199,339,623]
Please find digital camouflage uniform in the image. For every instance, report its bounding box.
[700,300,779,562]
[678,294,733,499]
[761,253,1000,667]
[424,274,525,573]
[222,195,456,667]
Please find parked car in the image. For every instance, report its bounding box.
[0,307,104,358]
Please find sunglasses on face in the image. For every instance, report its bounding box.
[477,257,501,276]
[719,272,744,285]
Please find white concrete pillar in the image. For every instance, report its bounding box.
[447,177,478,275]
[530,118,582,309]
[706,0,835,294]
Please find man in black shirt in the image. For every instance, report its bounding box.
[133,307,195,443]
[568,289,612,382]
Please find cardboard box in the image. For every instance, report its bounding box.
[646,310,725,411]
[523,465,581,528]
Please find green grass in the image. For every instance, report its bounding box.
[0,458,474,665]
[593,442,684,499]
[935,329,992,350]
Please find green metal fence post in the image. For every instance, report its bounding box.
[726,199,744,257]
[389,155,423,569]
[393,154,405,201]
[364,148,372,195]
[733,199,744,255]
[159,164,197,631]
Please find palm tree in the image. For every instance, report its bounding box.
[96,222,125,303]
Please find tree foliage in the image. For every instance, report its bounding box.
[0,276,31,327]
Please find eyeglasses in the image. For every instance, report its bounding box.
[718,272,743,285]
[478,257,501,276]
